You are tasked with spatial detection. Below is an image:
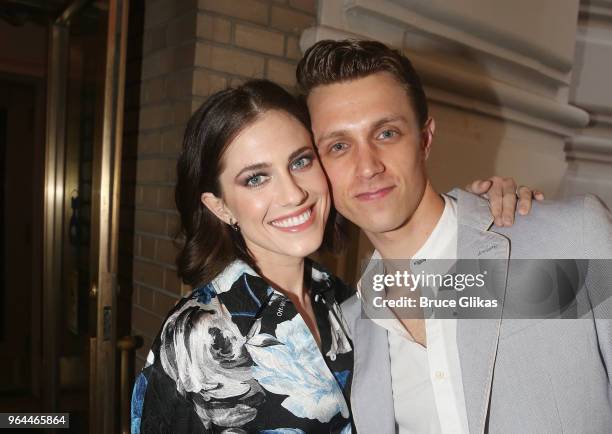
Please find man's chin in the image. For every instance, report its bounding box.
[352,218,404,236]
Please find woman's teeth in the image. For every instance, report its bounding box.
[271,208,312,228]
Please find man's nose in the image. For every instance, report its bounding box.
[355,143,385,179]
[278,173,308,207]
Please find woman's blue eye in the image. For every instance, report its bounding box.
[291,155,312,170]
[245,174,266,187]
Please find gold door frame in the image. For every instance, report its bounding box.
[43,0,129,431]
[94,0,129,432]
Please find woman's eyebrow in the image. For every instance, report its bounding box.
[235,162,270,179]
[234,146,311,179]
[287,146,311,162]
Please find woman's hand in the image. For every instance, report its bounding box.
[466,177,545,227]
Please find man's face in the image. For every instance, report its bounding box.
[307,72,433,236]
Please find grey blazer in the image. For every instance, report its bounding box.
[342,190,612,433]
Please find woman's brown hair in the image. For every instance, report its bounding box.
[175,79,342,288]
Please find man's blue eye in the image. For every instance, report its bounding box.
[330,143,346,152]
[379,130,396,139]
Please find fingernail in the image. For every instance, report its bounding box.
[518,207,527,215]
[504,217,512,226]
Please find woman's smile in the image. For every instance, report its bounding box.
[269,204,316,232]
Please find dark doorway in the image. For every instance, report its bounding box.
[0,78,44,408]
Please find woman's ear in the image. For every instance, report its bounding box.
[421,117,436,160]
[201,192,234,225]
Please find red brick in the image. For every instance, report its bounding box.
[137,132,162,155]
[137,159,175,183]
[156,237,179,265]
[135,209,166,234]
[270,5,314,34]
[134,260,164,288]
[195,42,265,78]
[289,0,316,14]
[235,23,285,56]
[132,307,163,340]
[158,186,176,210]
[193,70,228,97]
[139,234,157,260]
[198,0,268,25]
[267,58,296,87]
[164,269,183,295]
[166,213,181,237]
[196,14,232,43]
[140,186,158,208]
[137,285,154,311]
[153,290,179,317]
[166,13,197,46]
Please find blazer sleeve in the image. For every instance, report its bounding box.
[583,194,612,387]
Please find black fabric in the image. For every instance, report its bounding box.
[132,260,355,434]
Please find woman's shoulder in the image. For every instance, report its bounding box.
[134,274,258,432]
[157,262,272,339]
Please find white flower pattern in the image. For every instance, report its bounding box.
[247,315,350,422]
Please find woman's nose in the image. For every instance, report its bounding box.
[278,174,308,207]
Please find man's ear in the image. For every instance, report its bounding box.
[421,117,436,160]
[201,192,234,225]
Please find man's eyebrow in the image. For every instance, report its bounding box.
[371,115,409,130]
[317,116,409,144]
[317,129,349,144]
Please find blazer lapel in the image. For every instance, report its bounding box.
[453,189,510,434]
[350,312,396,434]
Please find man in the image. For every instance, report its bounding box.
[296,40,612,433]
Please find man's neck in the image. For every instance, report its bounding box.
[367,182,445,260]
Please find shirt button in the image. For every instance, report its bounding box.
[434,370,447,380]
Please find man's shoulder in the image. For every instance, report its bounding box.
[496,194,610,237]
[340,293,362,329]
[455,191,612,258]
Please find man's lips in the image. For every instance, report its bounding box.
[355,186,395,201]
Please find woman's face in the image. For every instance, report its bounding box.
[203,110,330,264]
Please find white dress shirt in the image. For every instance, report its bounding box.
[360,195,470,434]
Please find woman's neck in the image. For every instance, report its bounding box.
[249,249,307,303]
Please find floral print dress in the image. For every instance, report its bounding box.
[131,260,355,434]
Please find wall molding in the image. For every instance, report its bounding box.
[566,136,612,164]
[348,0,574,78]
[301,24,589,136]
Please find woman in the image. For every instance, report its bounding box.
[131,79,533,433]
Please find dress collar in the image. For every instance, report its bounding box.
[193,258,339,310]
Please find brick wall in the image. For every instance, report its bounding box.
[129,0,317,371]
